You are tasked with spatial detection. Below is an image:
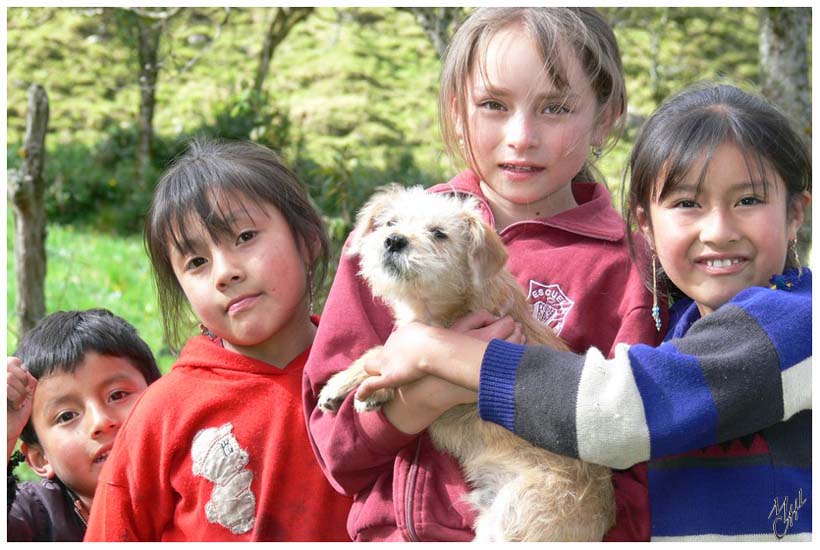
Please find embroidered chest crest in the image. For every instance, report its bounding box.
[191,422,256,535]
[527,280,574,335]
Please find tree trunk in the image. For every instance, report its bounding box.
[253,7,314,100]
[759,7,811,262]
[402,7,463,59]
[136,17,162,189]
[8,84,50,335]
[649,9,669,105]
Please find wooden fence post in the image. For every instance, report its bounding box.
[8,84,50,336]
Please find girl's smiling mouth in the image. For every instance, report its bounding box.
[695,256,748,273]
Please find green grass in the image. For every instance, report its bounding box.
[6,215,174,373]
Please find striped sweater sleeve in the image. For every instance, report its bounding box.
[478,280,812,469]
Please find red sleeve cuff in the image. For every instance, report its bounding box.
[354,408,418,454]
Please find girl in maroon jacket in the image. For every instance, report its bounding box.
[304,7,662,542]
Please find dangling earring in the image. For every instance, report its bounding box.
[199,323,217,341]
[790,238,802,276]
[651,254,662,332]
[592,145,603,159]
[306,265,315,314]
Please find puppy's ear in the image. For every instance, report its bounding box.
[347,184,402,257]
[465,209,508,283]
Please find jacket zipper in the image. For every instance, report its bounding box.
[404,438,423,542]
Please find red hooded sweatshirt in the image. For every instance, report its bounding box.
[86,333,352,542]
[303,171,661,541]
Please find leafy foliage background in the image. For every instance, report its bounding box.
[6,6,772,352]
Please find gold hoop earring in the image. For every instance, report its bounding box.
[651,254,661,332]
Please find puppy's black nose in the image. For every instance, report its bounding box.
[384,234,408,253]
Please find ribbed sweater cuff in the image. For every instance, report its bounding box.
[478,339,526,432]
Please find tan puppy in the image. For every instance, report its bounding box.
[318,185,615,541]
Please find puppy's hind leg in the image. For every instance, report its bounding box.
[474,470,614,542]
[471,477,524,542]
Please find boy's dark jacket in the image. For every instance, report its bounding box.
[7,476,86,542]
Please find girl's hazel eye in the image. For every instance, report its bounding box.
[480,100,505,111]
[544,104,570,115]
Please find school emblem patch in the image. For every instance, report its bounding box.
[528,280,574,335]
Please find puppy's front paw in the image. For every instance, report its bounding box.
[318,390,345,413]
[318,370,363,413]
[353,387,395,413]
[317,347,382,413]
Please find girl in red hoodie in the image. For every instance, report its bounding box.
[304,7,661,541]
[84,139,352,541]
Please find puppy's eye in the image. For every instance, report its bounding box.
[385,219,396,227]
[431,228,447,240]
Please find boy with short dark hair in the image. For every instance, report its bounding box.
[6,309,161,541]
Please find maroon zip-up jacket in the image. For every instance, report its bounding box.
[303,170,662,541]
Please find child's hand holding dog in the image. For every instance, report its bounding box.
[357,311,523,401]
[6,357,36,462]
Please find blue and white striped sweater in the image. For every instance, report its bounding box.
[479,269,811,540]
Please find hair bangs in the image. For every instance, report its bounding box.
[654,111,776,203]
[153,154,280,259]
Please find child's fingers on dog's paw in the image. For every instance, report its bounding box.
[354,388,393,413]
[355,378,378,400]
[362,357,382,376]
[353,397,379,413]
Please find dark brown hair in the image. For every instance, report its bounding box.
[145,139,329,350]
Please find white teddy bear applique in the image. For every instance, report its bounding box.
[191,422,256,535]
